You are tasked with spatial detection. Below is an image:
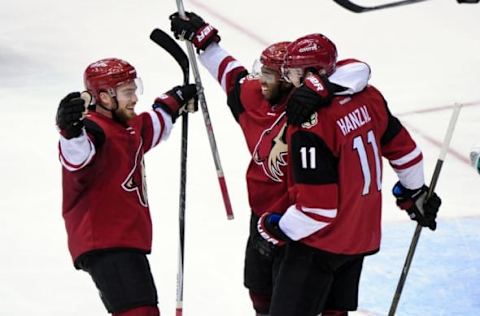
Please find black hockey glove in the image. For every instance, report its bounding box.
[257,212,290,246]
[286,74,335,126]
[56,92,88,139]
[153,84,198,123]
[170,11,220,52]
[248,214,277,259]
[392,181,442,231]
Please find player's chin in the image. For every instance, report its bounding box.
[120,109,137,122]
[261,88,272,100]
[126,110,137,120]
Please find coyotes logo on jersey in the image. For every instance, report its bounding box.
[122,138,148,207]
[253,113,288,182]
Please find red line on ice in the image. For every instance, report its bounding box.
[190,0,271,47]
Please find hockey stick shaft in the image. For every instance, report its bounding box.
[176,0,234,221]
[333,0,429,13]
[148,28,189,316]
[176,73,189,316]
[388,103,462,315]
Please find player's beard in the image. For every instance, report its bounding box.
[266,81,292,105]
[114,103,137,124]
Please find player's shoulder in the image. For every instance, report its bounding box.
[238,74,263,102]
[239,73,261,87]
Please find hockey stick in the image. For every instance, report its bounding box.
[149,28,189,316]
[175,0,234,221]
[150,29,189,81]
[332,0,429,13]
[388,103,462,315]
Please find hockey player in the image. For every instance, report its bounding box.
[169,12,371,315]
[257,34,442,316]
[56,58,197,316]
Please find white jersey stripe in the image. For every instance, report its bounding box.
[59,130,96,171]
[394,159,425,190]
[153,108,173,142]
[220,60,242,92]
[199,42,230,85]
[279,205,333,241]
[147,110,162,150]
[390,146,422,167]
[302,206,338,218]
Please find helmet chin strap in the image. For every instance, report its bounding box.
[97,95,119,115]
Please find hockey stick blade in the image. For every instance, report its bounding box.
[333,0,429,13]
[150,28,189,83]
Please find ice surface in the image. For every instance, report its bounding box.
[0,0,479,315]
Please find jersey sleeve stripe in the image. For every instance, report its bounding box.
[199,43,244,93]
[394,159,425,189]
[279,204,333,241]
[391,153,423,170]
[199,42,230,82]
[220,60,243,92]
[301,206,337,218]
[59,130,96,171]
[147,110,162,149]
[152,108,173,142]
[217,56,235,82]
[389,146,422,167]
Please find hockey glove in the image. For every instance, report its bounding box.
[286,74,335,126]
[153,84,198,123]
[257,212,290,246]
[56,92,89,139]
[392,181,442,231]
[170,11,220,52]
[249,214,277,259]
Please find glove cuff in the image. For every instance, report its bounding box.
[193,24,220,51]
[257,213,287,246]
[59,123,84,139]
[154,94,181,122]
[303,74,333,99]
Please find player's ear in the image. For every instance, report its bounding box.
[99,92,113,108]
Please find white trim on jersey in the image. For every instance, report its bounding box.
[59,129,96,172]
[390,146,422,167]
[199,42,239,92]
[302,206,338,218]
[279,204,336,241]
[330,61,371,95]
[152,108,173,142]
[394,159,425,190]
[220,60,242,92]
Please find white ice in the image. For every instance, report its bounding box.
[1,0,479,315]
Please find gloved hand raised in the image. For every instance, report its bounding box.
[170,11,220,51]
[56,92,90,139]
[392,181,442,231]
[257,212,290,246]
[286,74,335,126]
[153,84,198,123]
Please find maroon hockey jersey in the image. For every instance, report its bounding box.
[198,43,372,216]
[281,85,424,255]
[59,109,172,264]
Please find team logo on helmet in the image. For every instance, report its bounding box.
[122,137,148,207]
[253,113,288,182]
